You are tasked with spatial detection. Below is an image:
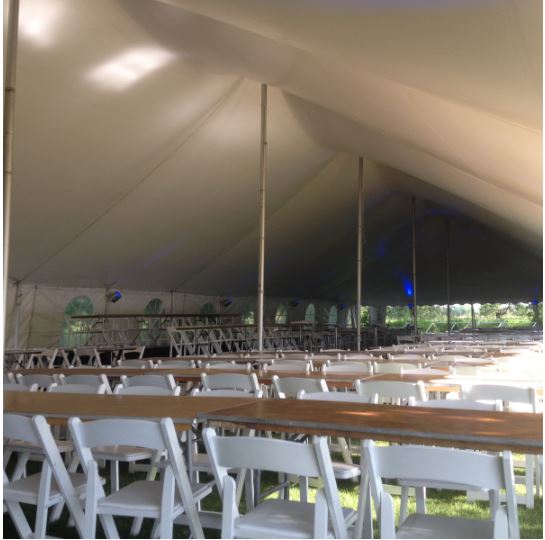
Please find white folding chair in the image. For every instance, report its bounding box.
[158,359,196,369]
[461,384,541,508]
[373,362,418,374]
[203,428,352,538]
[322,362,373,375]
[3,414,87,539]
[15,373,56,390]
[120,374,176,391]
[47,383,107,394]
[73,347,102,367]
[113,384,180,396]
[263,360,313,373]
[364,440,519,539]
[398,398,503,521]
[4,382,38,392]
[4,372,16,384]
[297,390,366,482]
[354,379,427,404]
[116,358,155,368]
[271,375,328,399]
[205,361,252,371]
[201,372,261,395]
[69,416,210,539]
[58,373,112,394]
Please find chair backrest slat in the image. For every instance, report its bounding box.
[272,375,328,398]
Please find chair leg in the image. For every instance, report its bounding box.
[110,460,119,492]
[525,454,534,509]
[12,452,31,480]
[5,501,32,539]
[299,476,309,503]
[399,486,409,523]
[415,486,427,514]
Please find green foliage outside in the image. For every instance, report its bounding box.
[61,295,94,347]
[383,302,542,331]
[360,306,370,326]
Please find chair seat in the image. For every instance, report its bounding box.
[97,479,212,518]
[398,479,488,492]
[397,513,494,539]
[93,445,156,461]
[191,452,212,471]
[4,472,87,506]
[5,439,73,454]
[332,461,361,480]
[234,499,354,539]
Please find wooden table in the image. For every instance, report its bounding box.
[4,391,255,429]
[197,398,543,454]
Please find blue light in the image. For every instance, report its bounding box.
[401,275,413,297]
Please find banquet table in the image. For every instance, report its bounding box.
[197,398,543,454]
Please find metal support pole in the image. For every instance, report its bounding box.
[446,218,451,334]
[256,84,268,352]
[13,279,21,348]
[411,196,418,339]
[471,303,476,331]
[356,157,364,351]
[4,0,20,322]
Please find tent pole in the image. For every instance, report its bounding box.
[411,196,418,340]
[446,218,451,334]
[256,83,268,352]
[13,279,21,348]
[3,0,20,323]
[356,157,364,351]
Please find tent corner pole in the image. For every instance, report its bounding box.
[3,0,20,325]
[256,83,268,352]
[356,156,364,351]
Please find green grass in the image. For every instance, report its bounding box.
[4,459,543,538]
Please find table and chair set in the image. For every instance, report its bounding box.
[3,342,543,539]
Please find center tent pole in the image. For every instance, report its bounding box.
[411,196,418,340]
[256,84,268,352]
[446,218,451,334]
[356,157,364,351]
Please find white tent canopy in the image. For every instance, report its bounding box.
[6,0,542,318]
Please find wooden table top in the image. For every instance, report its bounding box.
[4,392,255,429]
[198,399,543,454]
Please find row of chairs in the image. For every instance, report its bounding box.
[4,411,523,539]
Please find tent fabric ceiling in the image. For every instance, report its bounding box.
[7,0,542,305]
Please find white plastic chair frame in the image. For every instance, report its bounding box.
[201,372,261,394]
[157,359,196,369]
[203,428,348,539]
[263,359,313,373]
[69,416,208,539]
[4,414,86,538]
[271,375,328,399]
[373,362,420,374]
[116,358,155,368]
[354,379,427,404]
[4,382,38,392]
[461,384,540,508]
[113,384,181,396]
[120,373,176,391]
[363,440,519,539]
[322,361,373,375]
[204,361,252,371]
[58,373,112,393]
[47,383,107,394]
[15,373,57,390]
